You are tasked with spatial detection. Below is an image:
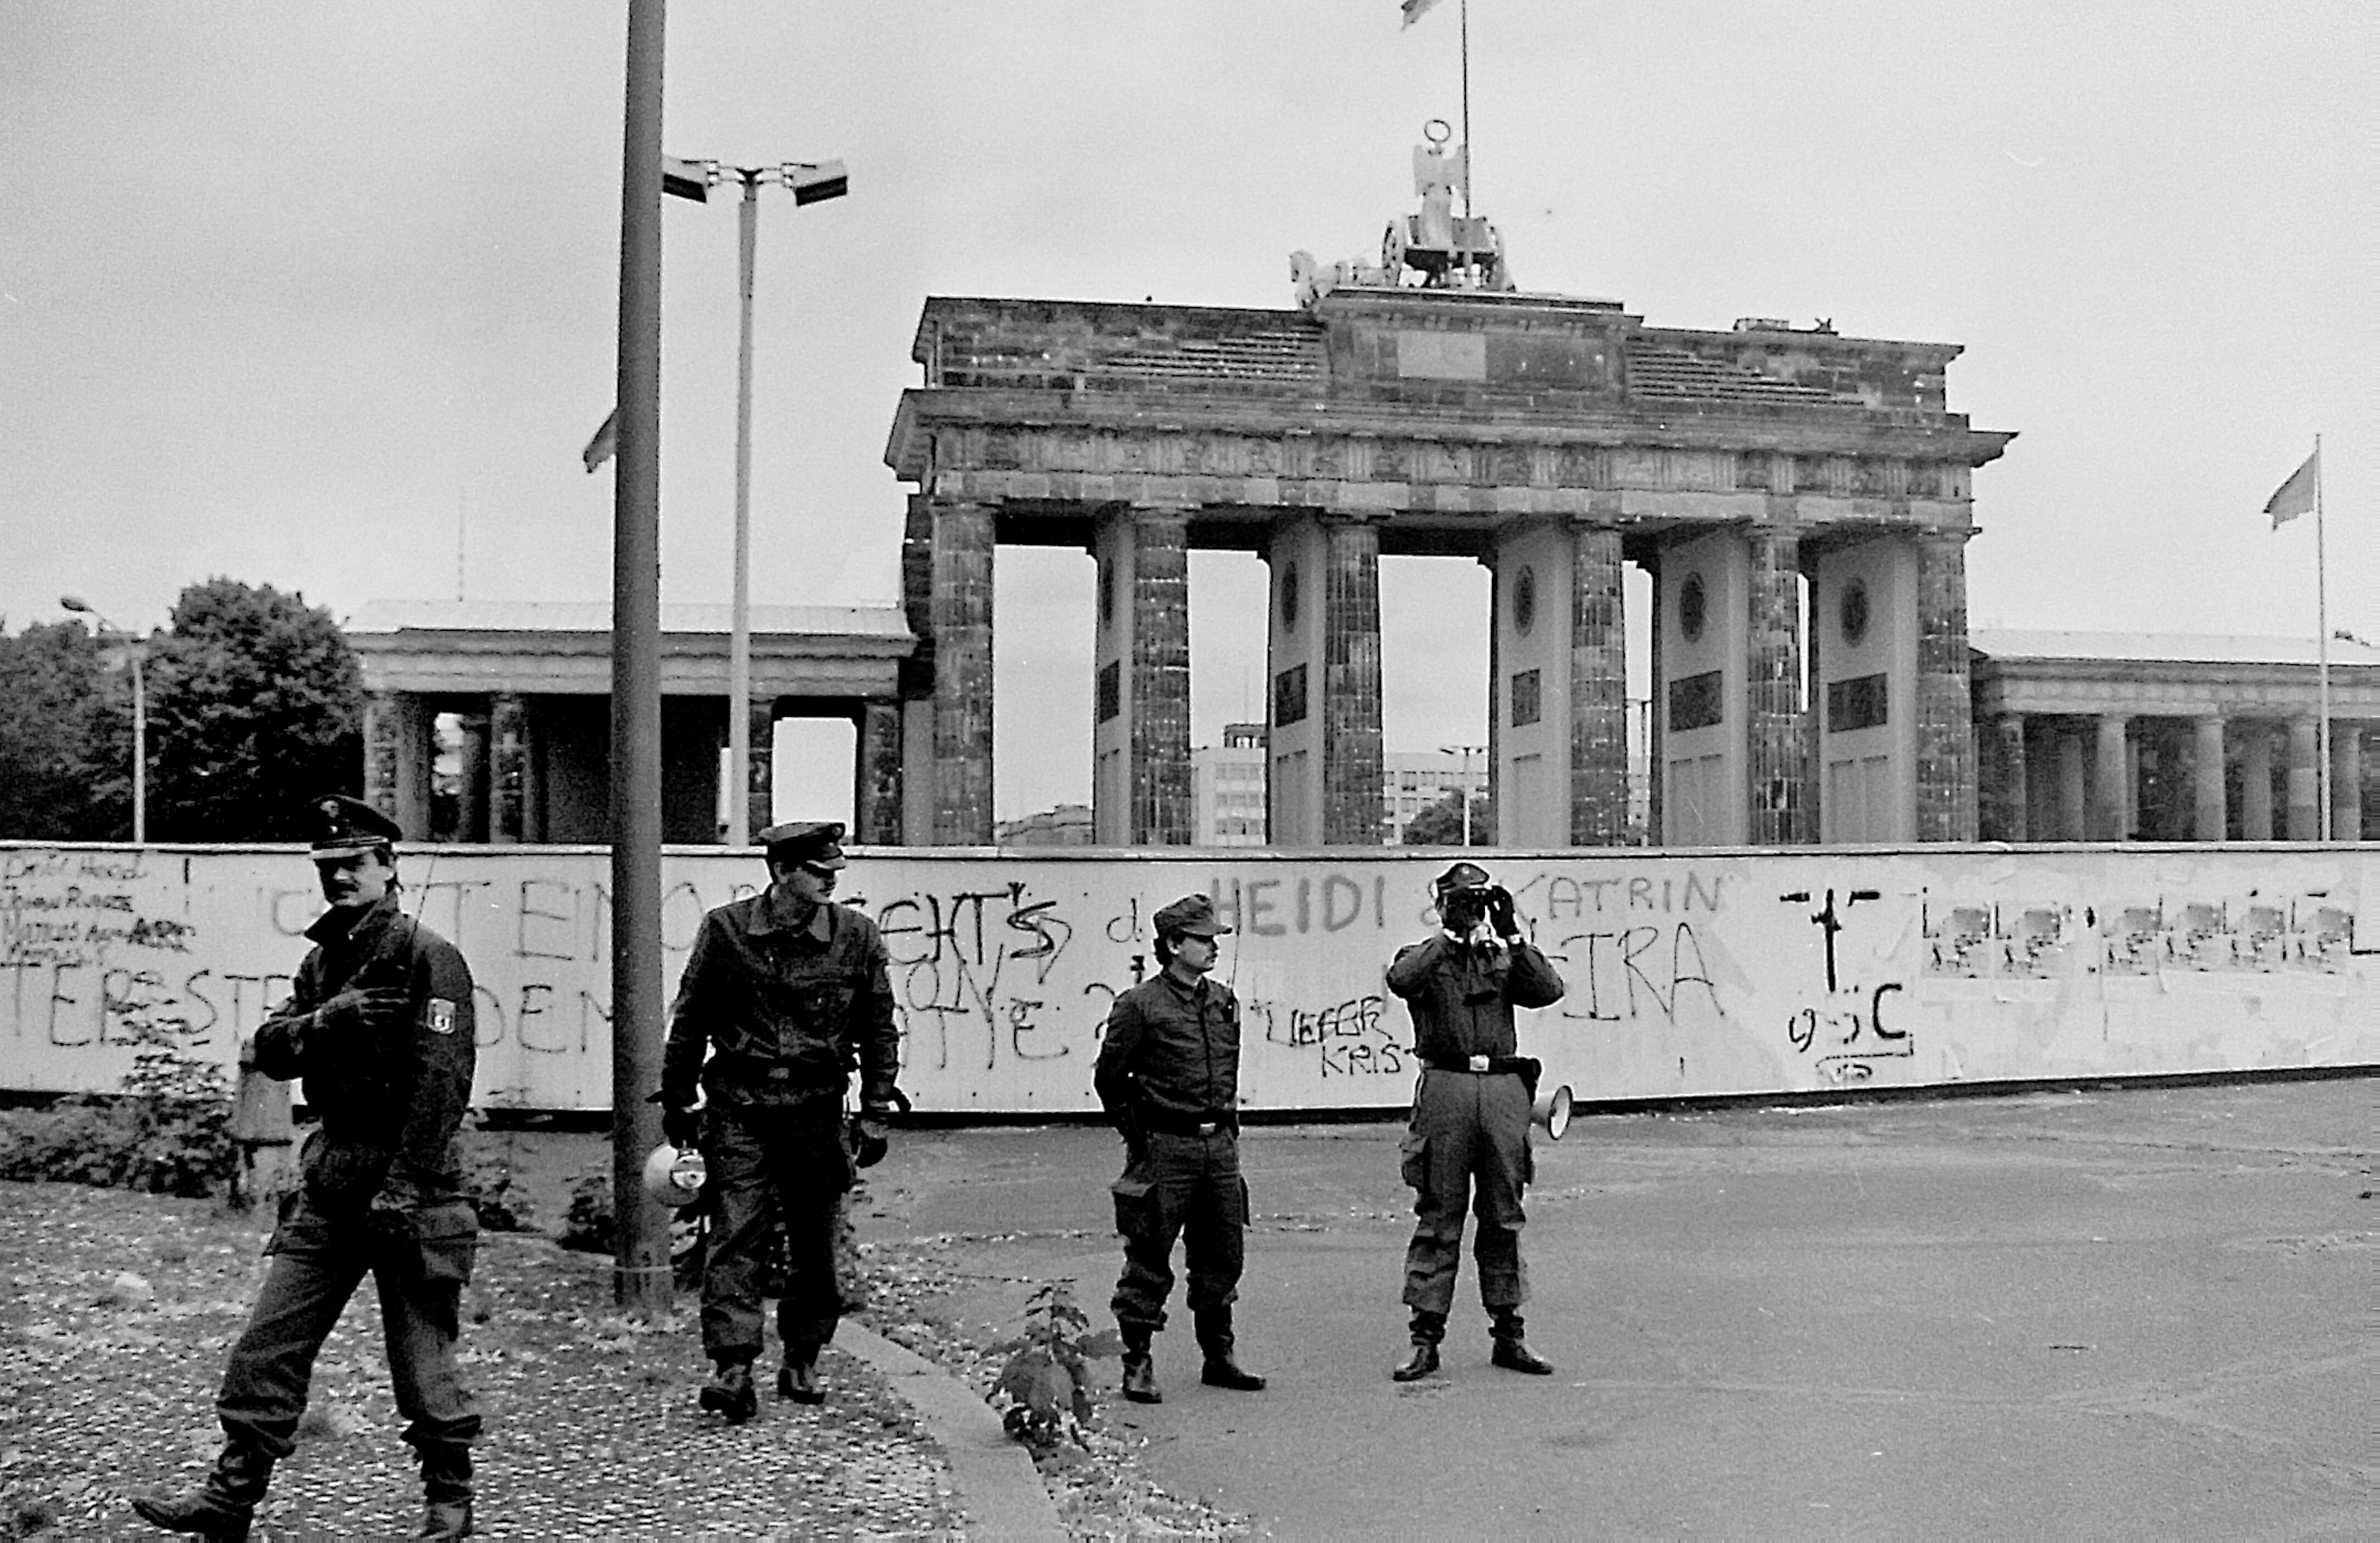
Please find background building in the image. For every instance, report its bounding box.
[1190,723,1270,846]
[994,803,1094,846]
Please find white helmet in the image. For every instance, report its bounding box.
[641,1143,707,1207]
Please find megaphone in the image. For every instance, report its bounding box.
[1530,1083,1573,1141]
[642,1143,708,1207]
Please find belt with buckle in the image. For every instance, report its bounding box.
[1144,1109,1233,1137]
[1424,1053,1525,1076]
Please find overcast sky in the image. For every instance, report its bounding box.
[4,1,2368,821]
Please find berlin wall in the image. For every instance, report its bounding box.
[3,843,2371,1115]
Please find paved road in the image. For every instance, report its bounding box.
[859,1077,2371,1538]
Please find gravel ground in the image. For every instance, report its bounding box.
[0,1180,1246,1540]
[0,1182,960,1540]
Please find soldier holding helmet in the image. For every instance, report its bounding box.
[659,821,902,1420]
[1386,861,1566,1382]
[1094,893,1269,1404]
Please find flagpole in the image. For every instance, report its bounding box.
[1459,0,1472,220]
[2314,434,2330,840]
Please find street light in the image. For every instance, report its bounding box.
[667,154,849,845]
[1439,743,1485,846]
[61,595,146,844]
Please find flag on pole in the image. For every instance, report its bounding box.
[2262,447,2319,528]
[661,155,713,203]
[582,408,617,474]
[1401,0,1444,26]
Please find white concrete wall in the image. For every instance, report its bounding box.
[3,844,2370,1115]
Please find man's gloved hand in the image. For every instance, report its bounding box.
[662,1104,702,1150]
[319,985,413,1034]
[366,1193,416,1247]
[1487,885,1519,939]
[851,1116,890,1169]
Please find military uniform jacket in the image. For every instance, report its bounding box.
[662,891,900,1111]
[1386,933,1566,1063]
[1094,972,1241,1135]
[251,893,477,1213]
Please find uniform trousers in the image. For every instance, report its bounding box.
[702,1098,851,1365]
[1400,1069,1532,1320]
[1109,1128,1247,1334]
[217,1188,481,1460]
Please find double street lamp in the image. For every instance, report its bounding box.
[665,154,848,844]
[1439,743,1485,846]
[61,595,146,844]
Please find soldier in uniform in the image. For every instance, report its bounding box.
[134,795,481,1541]
[1385,860,1566,1382]
[659,821,901,1421]
[1094,894,1268,1404]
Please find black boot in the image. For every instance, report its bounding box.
[699,1359,758,1423]
[1490,1309,1555,1375]
[1392,1309,1446,1383]
[775,1358,824,1405]
[130,1441,274,1539]
[416,1446,473,1540]
[1119,1327,1161,1404]
[1196,1308,1267,1391]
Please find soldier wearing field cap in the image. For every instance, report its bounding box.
[1094,893,1267,1404]
[1385,860,1566,1382]
[660,820,902,1420]
[135,795,481,1542]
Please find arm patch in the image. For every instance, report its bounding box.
[426,997,458,1035]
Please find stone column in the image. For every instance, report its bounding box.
[1091,507,1193,845]
[456,710,491,843]
[2284,716,2319,840]
[2191,714,2226,842]
[742,700,775,843]
[1644,552,1663,845]
[1744,530,1810,844]
[1989,713,2027,841]
[1569,523,1630,845]
[1321,517,1385,845]
[2241,725,2274,840]
[1914,531,1977,841]
[489,692,527,844]
[929,500,996,845]
[2057,726,2087,841]
[853,700,904,845]
[362,691,434,839]
[2330,723,2363,841]
[2091,713,2130,841]
[363,692,402,824]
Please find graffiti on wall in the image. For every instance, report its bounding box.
[4,845,2371,1111]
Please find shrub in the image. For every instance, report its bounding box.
[121,1048,238,1198]
[560,1166,614,1254]
[0,1046,236,1199]
[460,1122,536,1233]
[987,1280,1121,1453]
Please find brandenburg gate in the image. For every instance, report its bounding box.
[885,152,2013,849]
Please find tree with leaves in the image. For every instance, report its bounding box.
[143,579,364,842]
[0,619,119,839]
[1401,787,1495,846]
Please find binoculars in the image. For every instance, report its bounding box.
[1439,884,1512,928]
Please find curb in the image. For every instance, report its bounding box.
[840,1321,1066,1541]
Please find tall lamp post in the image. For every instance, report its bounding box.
[665,155,848,844]
[62,596,146,844]
[1439,743,1484,845]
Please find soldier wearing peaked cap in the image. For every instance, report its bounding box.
[659,821,903,1420]
[1385,860,1566,1383]
[135,795,482,1542]
[1094,893,1268,1404]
